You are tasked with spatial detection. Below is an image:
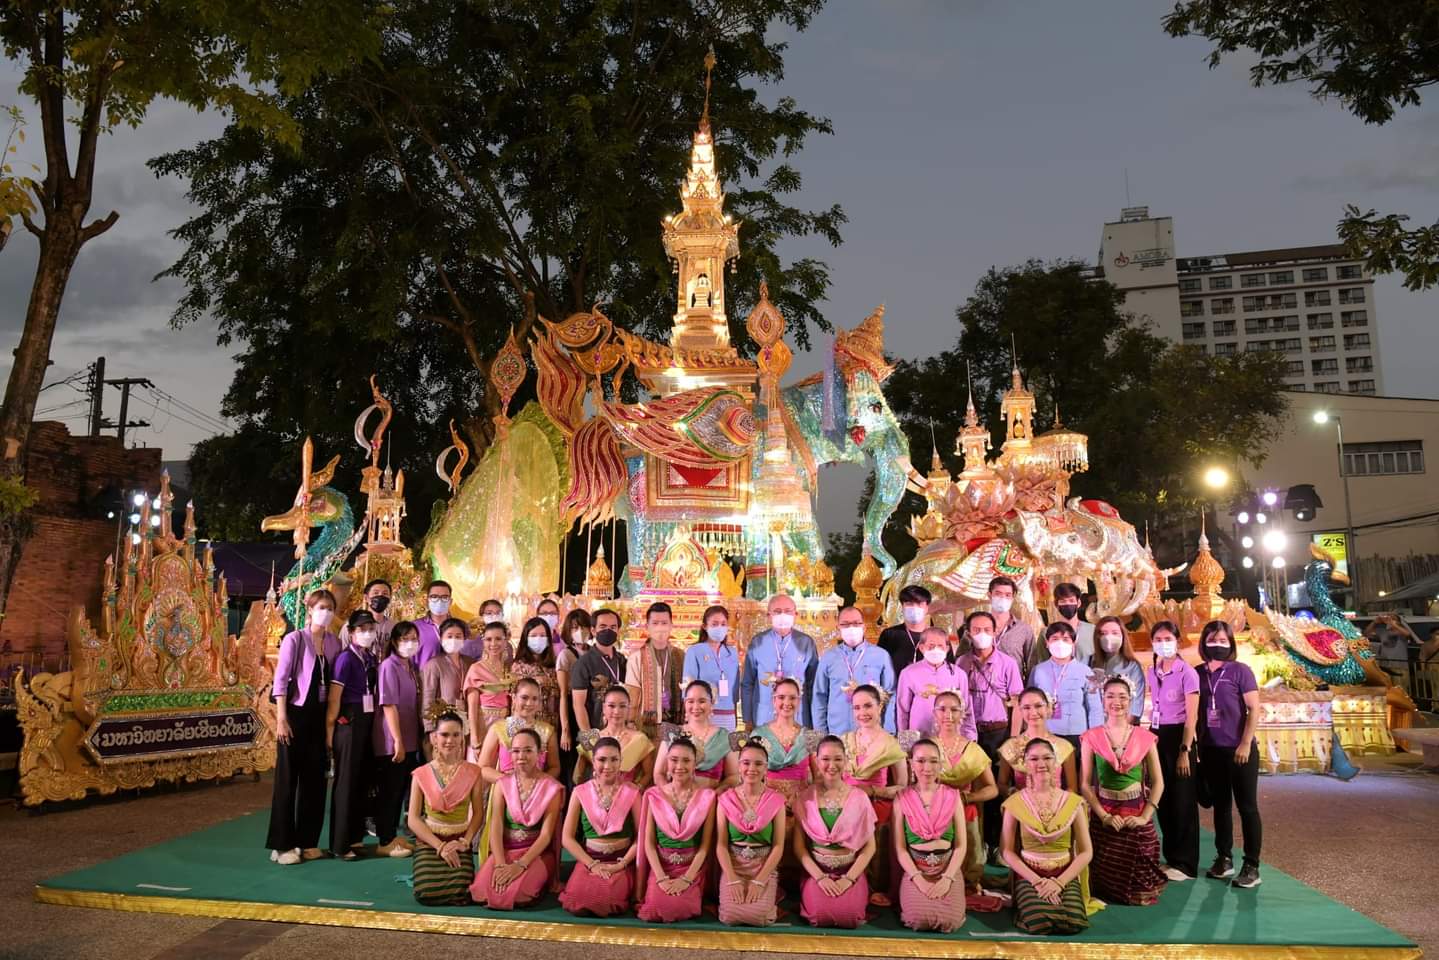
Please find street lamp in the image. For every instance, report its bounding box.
[1204,466,1230,490]
[1312,409,1359,607]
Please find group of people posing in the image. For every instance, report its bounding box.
[266,575,1265,936]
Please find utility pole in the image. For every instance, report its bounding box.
[86,356,105,436]
[99,377,153,446]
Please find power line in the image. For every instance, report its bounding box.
[140,384,230,433]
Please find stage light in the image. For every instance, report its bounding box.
[1271,556,1286,569]
[1256,512,1267,524]
[1241,556,1254,569]
[128,512,141,525]
[1313,410,1330,424]
[152,497,162,510]
[149,514,161,528]
[1237,511,1250,524]
[1262,529,1287,553]
[1262,490,1279,506]
[1241,535,1254,549]
[106,511,115,520]
[130,532,141,545]
[132,493,146,507]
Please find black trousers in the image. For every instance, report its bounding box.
[374,749,420,845]
[328,707,375,855]
[1154,723,1200,877]
[266,700,327,852]
[1200,741,1262,867]
[977,725,1009,850]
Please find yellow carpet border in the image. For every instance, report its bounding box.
[33,885,1421,960]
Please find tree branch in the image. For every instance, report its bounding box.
[80,210,119,242]
[18,208,42,239]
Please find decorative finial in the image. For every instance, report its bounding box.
[964,362,978,426]
[928,420,942,471]
[701,44,717,126]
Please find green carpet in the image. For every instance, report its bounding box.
[35,811,1418,959]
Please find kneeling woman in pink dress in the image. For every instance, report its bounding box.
[715,738,787,926]
[794,735,878,928]
[894,738,968,933]
[636,733,717,922]
[469,728,564,909]
[559,736,642,917]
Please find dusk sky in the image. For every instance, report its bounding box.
[3,1,1437,529]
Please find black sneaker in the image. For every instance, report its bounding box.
[1206,857,1234,879]
[365,817,377,838]
[1231,863,1262,889]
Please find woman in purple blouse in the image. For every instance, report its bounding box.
[1196,620,1262,890]
[372,620,424,858]
[267,588,342,866]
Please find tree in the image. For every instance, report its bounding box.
[1162,0,1439,289]
[154,0,844,541]
[0,1,381,621]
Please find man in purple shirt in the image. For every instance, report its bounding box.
[896,627,976,738]
[1146,619,1201,881]
[413,579,452,667]
[955,609,1023,862]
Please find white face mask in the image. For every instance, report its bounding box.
[1153,639,1178,659]
[352,630,376,649]
[922,646,948,665]
[428,597,451,616]
[990,596,1013,614]
[970,632,994,650]
[397,640,420,659]
[902,605,926,625]
[771,613,795,632]
[572,628,587,646]
[840,625,865,647]
[1099,632,1123,654]
[1048,640,1075,660]
[540,613,559,631]
[310,607,333,628]
[527,635,549,654]
[441,637,464,655]
[707,625,729,643]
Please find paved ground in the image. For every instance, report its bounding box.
[2,752,1436,960]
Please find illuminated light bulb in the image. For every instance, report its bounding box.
[1262,530,1287,553]
[1241,535,1254,549]
[1236,511,1250,524]
[1271,556,1286,569]
[1256,512,1267,524]
[1241,556,1254,569]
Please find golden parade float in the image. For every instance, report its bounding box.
[14,473,279,805]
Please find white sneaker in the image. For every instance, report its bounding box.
[1164,866,1193,882]
[273,848,302,866]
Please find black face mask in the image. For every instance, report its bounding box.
[368,595,391,614]
[1056,604,1079,619]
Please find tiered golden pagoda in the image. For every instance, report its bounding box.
[908,438,952,546]
[584,545,614,598]
[851,548,885,643]
[1137,515,1248,644]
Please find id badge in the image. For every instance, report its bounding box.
[717,673,730,700]
[1207,706,1222,728]
[362,693,375,714]
[1051,700,1062,720]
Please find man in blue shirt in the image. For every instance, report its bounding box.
[812,606,896,733]
[739,594,818,729]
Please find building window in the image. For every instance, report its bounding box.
[1281,314,1299,331]
[1213,341,1237,356]
[1305,290,1332,307]
[1290,383,1307,391]
[1309,335,1336,353]
[1270,293,1298,309]
[1269,270,1294,284]
[1285,360,1304,376]
[1242,295,1263,312]
[1182,321,1207,340]
[1181,301,1205,317]
[1246,340,1270,353]
[1338,288,1366,304]
[1307,312,1334,330]
[1312,358,1339,374]
[1241,273,1266,288]
[1347,379,1376,395]
[1179,278,1203,293]
[1346,356,1374,373]
[1210,275,1233,290]
[1316,381,1341,393]
[1344,333,1371,350]
[1210,297,1235,314]
[1341,310,1368,327]
[1244,318,1268,334]
[1302,267,1329,283]
[1344,440,1424,476]
[1282,337,1301,351]
[1337,264,1363,280]
[1213,319,1236,336]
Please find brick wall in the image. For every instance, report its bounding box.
[0,421,162,660]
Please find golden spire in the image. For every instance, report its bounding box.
[956,361,992,476]
[701,44,716,127]
[999,336,1036,455]
[1188,511,1226,622]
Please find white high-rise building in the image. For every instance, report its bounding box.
[1098,207,1382,395]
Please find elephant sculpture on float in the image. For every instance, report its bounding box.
[1009,498,1168,617]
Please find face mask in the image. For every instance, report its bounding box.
[572,628,587,646]
[310,608,333,627]
[902,605,926,625]
[368,595,390,614]
[1100,633,1123,654]
[428,597,451,616]
[840,625,865,647]
[707,625,729,643]
[970,632,994,650]
[540,613,559,631]
[771,613,795,632]
[353,630,376,649]
[922,647,948,665]
[441,637,464,655]
[1048,640,1075,660]
[1205,640,1231,652]
[483,612,503,625]
[397,640,419,659]
[990,596,1013,614]
[1056,604,1080,619]
[1153,639,1178,659]
[527,635,549,654]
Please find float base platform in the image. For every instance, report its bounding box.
[35,811,1419,959]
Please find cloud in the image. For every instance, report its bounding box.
[1293,157,1439,196]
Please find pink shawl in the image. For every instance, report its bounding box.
[1080,725,1158,774]
[644,785,715,842]
[896,785,960,841]
[576,780,642,837]
[412,761,480,813]
[498,775,563,827]
[799,786,876,849]
[718,787,786,831]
